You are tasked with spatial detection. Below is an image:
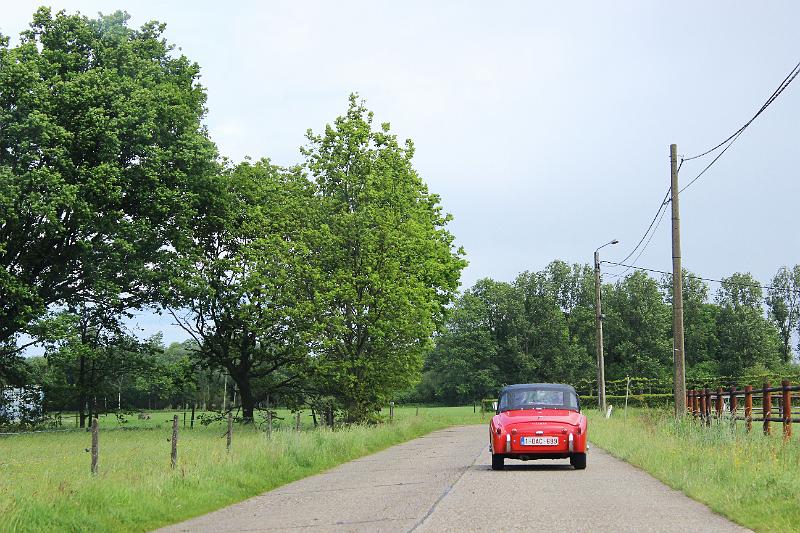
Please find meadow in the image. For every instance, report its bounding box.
[588,408,800,533]
[0,406,487,532]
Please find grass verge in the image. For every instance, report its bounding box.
[0,406,486,532]
[587,408,800,533]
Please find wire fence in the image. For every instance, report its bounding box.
[575,373,800,397]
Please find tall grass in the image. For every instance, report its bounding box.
[0,406,485,532]
[588,409,800,532]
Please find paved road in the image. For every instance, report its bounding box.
[158,425,749,532]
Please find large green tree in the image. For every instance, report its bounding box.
[603,271,671,379]
[420,291,500,405]
[304,96,466,421]
[765,266,800,364]
[661,270,720,373]
[419,266,593,405]
[44,304,159,426]
[0,8,216,379]
[163,160,321,422]
[715,273,781,376]
[468,278,522,383]
[510,270,590,384]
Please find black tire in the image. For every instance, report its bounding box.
[570,453,586,470]
[491,453,505,470]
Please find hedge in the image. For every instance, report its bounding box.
[580,394,673,409]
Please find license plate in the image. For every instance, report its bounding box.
[520,436,559,446]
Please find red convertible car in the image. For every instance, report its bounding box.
[489,383,587,470]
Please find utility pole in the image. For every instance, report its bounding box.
[670,144,687,417]
[593,239,618,412]
[594,250,606,412]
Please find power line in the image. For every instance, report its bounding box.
[676,59,800,195]
[607,200,670,279]
[601,260,800,295]
[604,60,800,289]
[607,188,671,276]
[683,58,800,162]
[678,128,745,194]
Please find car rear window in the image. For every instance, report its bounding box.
[498,387,579,412]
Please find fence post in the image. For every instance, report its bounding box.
[697,389,703,422]
[729,387,737,427]
[227,412,232,452]
[692,390,699,419]
[763,382,771,436]
[706,388,713,426]
[745,386,753,433]
[266,395,272,437]
[295,411,301,431]
[91,418,99,476]
[267,409,273,438]
[699,389,707,424]
[782,380,791,441]
[171,414,178,468]
[625,377,631,416]
[389,402,394,421]
[716,387,723,420]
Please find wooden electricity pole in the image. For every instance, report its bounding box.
[670,144,686,416]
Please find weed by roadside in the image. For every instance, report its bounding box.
[588,408,800,533]
[0,406,484,532]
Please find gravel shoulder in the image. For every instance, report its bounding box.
[157,425,749,532]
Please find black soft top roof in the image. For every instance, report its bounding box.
[499,383,577,394]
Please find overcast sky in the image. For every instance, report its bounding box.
[4,1,799,345]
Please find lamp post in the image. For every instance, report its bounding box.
[594,239,618,412]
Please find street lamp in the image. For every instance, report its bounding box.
[594,239,618,413]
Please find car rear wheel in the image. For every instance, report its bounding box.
[570,453,586,470]
[491,453,504,470]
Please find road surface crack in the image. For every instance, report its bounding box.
[407,442,485,532]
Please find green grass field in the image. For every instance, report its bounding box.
[587,408,800,533]
[0,406,487,532]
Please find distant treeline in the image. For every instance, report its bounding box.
[412,261,800,405]
[0,9,465,425]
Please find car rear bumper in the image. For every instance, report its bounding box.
[497,452,581,461]
[491,428,587,455]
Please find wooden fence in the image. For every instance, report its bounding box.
[687,380,800,439]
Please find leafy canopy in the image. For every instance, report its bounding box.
[303,95,466,420]
[0,8,216,378]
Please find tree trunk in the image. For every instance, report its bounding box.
[232,373,256,423]
[78,354,87,428]
[781,331,791,364]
